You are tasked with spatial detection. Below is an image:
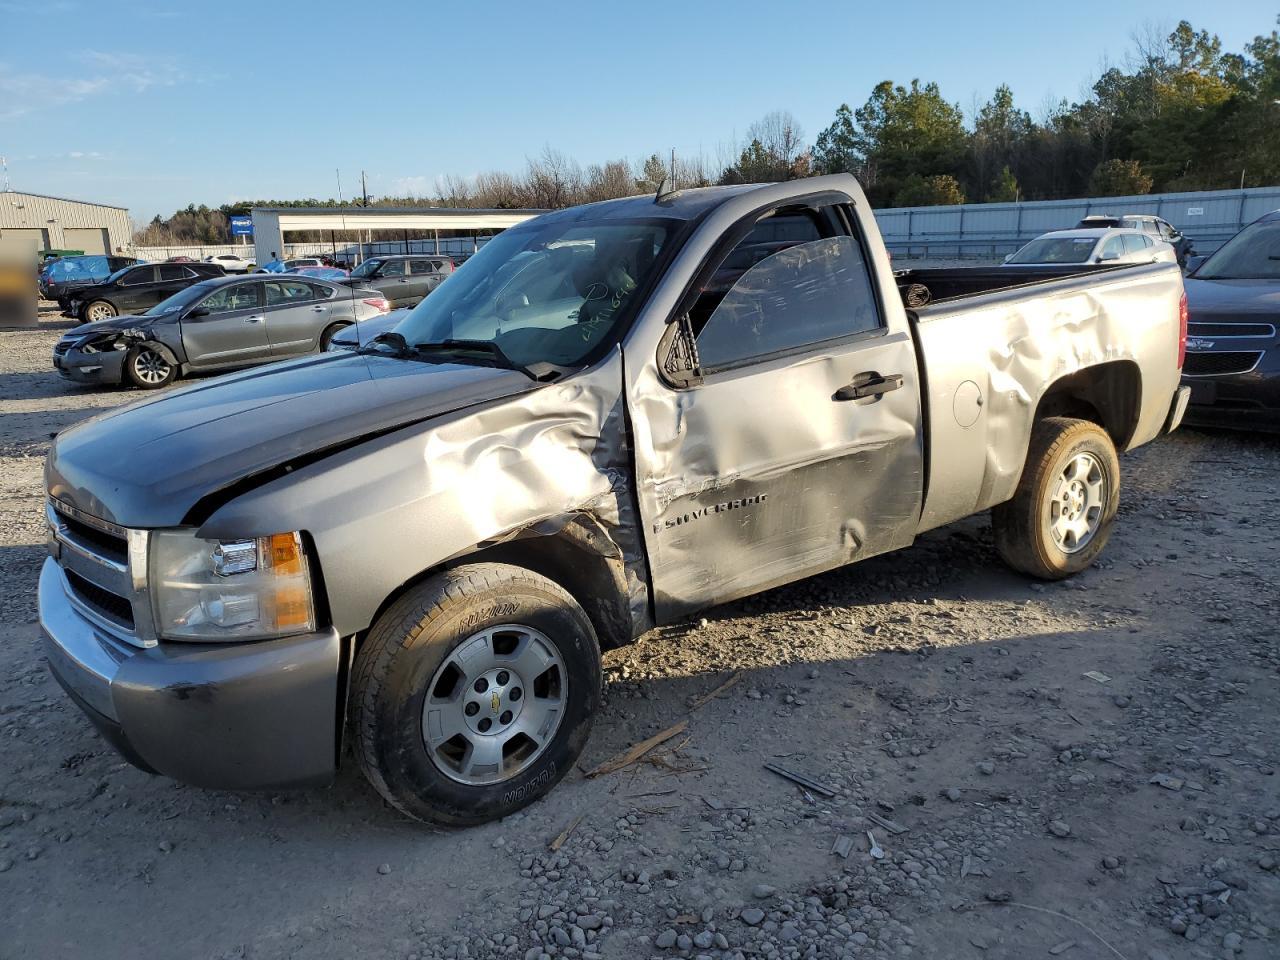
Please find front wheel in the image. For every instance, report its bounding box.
[123,345,176,389]
[992,417,1120,580]
[352,563,601,826]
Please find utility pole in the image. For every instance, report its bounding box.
[0,155,8,192]
[361,170,369,207]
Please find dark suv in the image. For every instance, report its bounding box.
[40,255,141,308]
[342,255,454,307]
[68,262,224,323]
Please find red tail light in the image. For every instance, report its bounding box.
[363,297,390,314]
[1177,290,1188,369]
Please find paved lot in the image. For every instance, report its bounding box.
[1,314,1278,960]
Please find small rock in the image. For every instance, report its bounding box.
[0,858,12,873]
[158,840,173,854]
[985,890,1011,903]
[976,761,995,776]
[740,908,765,926]
[1102,856,1120,870]
[1222,931,1243,953]
[693,931,714,949]
[945,787,962,802]
[1048,820,1071,838]
[654,929,677,949]
[752,883,777,899]
[376,863,392,875]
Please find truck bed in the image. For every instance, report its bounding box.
[903,260,1185,535]
[894,263,1131,308]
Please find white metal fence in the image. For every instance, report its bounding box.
[877,185,1280,259]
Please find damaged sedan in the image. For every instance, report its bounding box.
[53,274,390,389]
[40,175,1189,824]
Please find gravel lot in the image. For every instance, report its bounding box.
[2,311,1278,960]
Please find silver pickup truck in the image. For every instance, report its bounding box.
[39,175,1190,825]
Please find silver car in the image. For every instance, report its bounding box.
[1004,227,1177,267]
[52,274,390,389]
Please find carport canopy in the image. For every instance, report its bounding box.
[251,207,544,264]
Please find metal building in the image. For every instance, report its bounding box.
[250,206,543,266]
[0,190,132,261]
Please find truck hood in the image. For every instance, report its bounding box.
[1184,277,1280,319]
[46,352,540,527]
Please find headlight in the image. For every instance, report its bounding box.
[150,530,316,641]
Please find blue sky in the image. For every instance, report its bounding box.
[0,0,1272,225]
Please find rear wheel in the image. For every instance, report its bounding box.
[352,563,601,825]
[83,300,116,323]
[319,322,351,351]
[992,417,1120,580]
[124,345,176,390]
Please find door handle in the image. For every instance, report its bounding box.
[244,315,264,323]
[311,305,326,311]
[833,372,904,402]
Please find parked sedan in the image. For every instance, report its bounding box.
[53,275,391,389]
[1180,209,1280,433]
[1077,214,1195,265]
[1004,228,1176,267]
[342,254,454,306]
[67,262,225,323]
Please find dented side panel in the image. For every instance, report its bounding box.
[198,350,652,640]
[621,179,925,623]
[913,261,1184,533]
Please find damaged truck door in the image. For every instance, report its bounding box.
[39,175,1190,826]
[629,198,924,620]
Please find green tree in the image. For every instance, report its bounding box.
[1088,158,1153,196]
[812,103,860,177]
[852,80,967,205]
[988,166,1020,202]
[895,174,966,207]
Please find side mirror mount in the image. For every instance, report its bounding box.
[1184,254,1207,275]
[660,313,702,387]
[1003,254,1013,264]
[186,306,209,319]
[1099,250,1120,262]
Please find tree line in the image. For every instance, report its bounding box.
[136,16,1279,245]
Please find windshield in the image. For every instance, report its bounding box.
[350,259,383,278]
[1008,236,1098,264]
[145,280,218,316]
[390,218,674,369]
[1195,220,1280,280]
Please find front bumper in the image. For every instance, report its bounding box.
[1181,350,1280,434]
[53,346,127,385]
[39,556,342,789]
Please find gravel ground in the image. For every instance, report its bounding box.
[2,311,1278,960]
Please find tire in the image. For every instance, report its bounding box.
[319,321,350,351]
[352,563,602,826]
[992,417,1120,580]
[123,344,176,390]
[83,300,117,323]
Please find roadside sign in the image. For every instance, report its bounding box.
[1186,207,1205,216]
[229,215,254,236]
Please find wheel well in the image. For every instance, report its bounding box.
[1034,360,1142,450]
[356,515,636,657]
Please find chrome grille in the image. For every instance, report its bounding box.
[47,499,155,648]
[1187,322,1276,340]
[1182,351,1264,377]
